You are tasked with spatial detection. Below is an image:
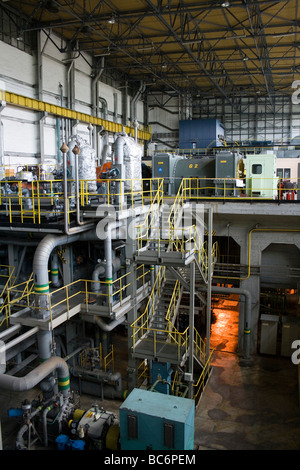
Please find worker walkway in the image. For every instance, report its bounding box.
[7,272,151,331]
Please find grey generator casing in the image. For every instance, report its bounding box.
[214,151,241,196]
[174,157,215,195]
[152,153,216,195]
[152,153,184,194]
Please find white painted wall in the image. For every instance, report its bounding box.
[0,30,146,167]
[0,41,35,97]
[276,157,300,182]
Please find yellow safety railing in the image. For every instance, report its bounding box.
[100,344,114,372]
[165,328,214,402]
[165,279,181,327]
[1,272,33,327]
[131,267,191,363]
[132,265,166,337]
[79,343,114,372]
[192,346,214,403]
[193,327,206,365]
[0,176,165,225]
[80,177,163,211]
[136,179,164,253]
[0,265,17,328]
[0,265,16,298]
[137,359,150,388]
[179,177,292,201]
[7,265,150,324]
[0,178,69,224]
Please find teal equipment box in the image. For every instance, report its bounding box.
[119,388,195,450]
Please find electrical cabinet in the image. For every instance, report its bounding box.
[245,153,278,199]
[260,314,279,355]
[119,388,195,450]
[281,316,300,357]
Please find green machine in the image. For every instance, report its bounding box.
[245,152,278,199]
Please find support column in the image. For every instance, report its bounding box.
[239,232,260,355]
[206,207,213,361]
[188,261,195,399]
[37,31,46,163]
[126,213,139,391]
[122,81,128,126]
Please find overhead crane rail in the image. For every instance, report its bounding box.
[0,91,152,142]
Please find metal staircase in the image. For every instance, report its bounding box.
[131,179,216,400]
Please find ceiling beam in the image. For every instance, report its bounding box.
[142,0,240,110]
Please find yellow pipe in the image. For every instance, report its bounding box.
[215,227,300,281]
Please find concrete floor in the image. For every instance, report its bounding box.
[196,296,300,450]
[1,297,300,450]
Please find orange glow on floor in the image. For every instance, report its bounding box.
[210,295,239,353]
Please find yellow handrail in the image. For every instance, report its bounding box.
[80,343,114,373]
[192,346,214,402]
[7,265,150,322]
[0,271,33,327]
[131,266,166,348]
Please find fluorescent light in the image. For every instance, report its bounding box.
[226,35,247,40]
[182,39,202,45]
[138,45,154,51]
[272,32,294,38]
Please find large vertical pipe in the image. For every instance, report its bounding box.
[50,252,60,287]
[37,330,53,362]
[114,135,126,207]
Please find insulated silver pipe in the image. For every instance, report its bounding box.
[0,324,21,340]
[50,252,60,287]
[94,315,125,332]
[62,145,95,235]
[91,264,105,292]
[4,327,39,352]
[0,356,70,397]
[33,232,81,317]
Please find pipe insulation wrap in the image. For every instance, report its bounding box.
[33,233,81,291]
[0,356,70,396]
[68,135,97,192]
[114,134,142,191]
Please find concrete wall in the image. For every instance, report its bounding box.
[210,201,300,355]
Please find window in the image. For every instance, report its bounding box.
[252,164,262,174]
[277,168,283,178]
[284,168,291,179]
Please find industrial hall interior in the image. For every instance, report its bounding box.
[0,0,300,452]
